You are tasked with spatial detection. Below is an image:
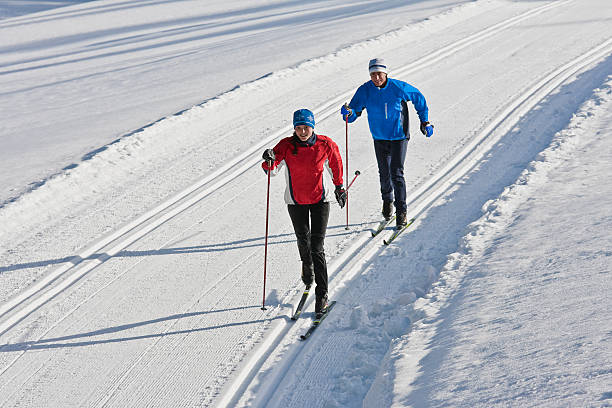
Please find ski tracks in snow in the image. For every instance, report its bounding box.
[221,4,612,408]
[0,0,575,343]
[381,74,612,408]
[2,0,612,406]
[241,44,612,406]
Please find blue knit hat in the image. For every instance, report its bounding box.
[293,108,315,129]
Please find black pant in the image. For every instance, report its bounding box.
[287,202,330,300]
[373,139,408,213]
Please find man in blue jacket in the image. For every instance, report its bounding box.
[341,58,434,228]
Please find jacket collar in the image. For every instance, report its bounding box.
[372,78,389,89]
[292,132,317,147]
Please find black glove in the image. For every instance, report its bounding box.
[335,185,347,208]
[262,148,275,162]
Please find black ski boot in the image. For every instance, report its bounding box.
[382,200,394,220]
[301,262,314,286]
[315,293,329,318]
[396,212,408,228]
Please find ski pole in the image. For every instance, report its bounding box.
[262,160,272,311]
[346,170,361,193]
[345,114,350,230]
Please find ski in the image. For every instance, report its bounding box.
[291,285,311,320]
[299,301,336,341]
[371,216,396,237]
[383,217,416,245]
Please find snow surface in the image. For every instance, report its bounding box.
[369,78,612,408]
[1,0,611,407]
[0,0,463,204]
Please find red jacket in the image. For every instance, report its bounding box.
[262,134,343,205]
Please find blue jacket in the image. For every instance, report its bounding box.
[346,78,429,141]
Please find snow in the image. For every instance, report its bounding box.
[0,0,464,205]
[1,0,611,407]
[375,78,612,408]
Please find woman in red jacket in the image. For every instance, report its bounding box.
[262,109,345,316]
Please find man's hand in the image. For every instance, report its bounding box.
[420,122,434,137]
[341,104,353,121]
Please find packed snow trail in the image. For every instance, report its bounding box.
[0,0,465,204]
[0,0,580,337]
[0,1,611,407]
[231,32,612,408]
[382,78,612,408]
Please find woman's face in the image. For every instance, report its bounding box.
[294,124,313,141]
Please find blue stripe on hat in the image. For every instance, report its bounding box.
[368,58,388,74]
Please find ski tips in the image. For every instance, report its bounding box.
[291,284,312,320]
[298,301,336,341]
[383,217,416,245]
[372,216,395,237]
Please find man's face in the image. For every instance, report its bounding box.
[370,71,387,87]
[295,124,313,141]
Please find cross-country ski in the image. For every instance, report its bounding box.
[371,216,396,237]
[299,301,337,341]
[383,217,417,245]
[290,285,311,321]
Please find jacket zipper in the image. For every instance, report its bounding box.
[385,103,388,119]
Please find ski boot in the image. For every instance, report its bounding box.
[301,262,314,286]
[315,293,329,318]
[382,200,394,221]
[396,211,408,228]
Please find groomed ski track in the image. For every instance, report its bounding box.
[225,31,612,408]
[0,0,573,338]
[0,0,611,407]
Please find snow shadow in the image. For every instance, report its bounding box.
[0,0,192,23]
[0,0,97,20]
[0,223,366,274]
[1,0,434,72]
[0,305,284,352]
[397,54,612,407]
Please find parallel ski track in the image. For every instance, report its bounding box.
[0,0,571,338]
[219,28,612,408]
[0,0,592,401]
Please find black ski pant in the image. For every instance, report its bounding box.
[373,138,408,214]
[287,201,329,300]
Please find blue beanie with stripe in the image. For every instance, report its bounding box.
[293,109,315,129]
